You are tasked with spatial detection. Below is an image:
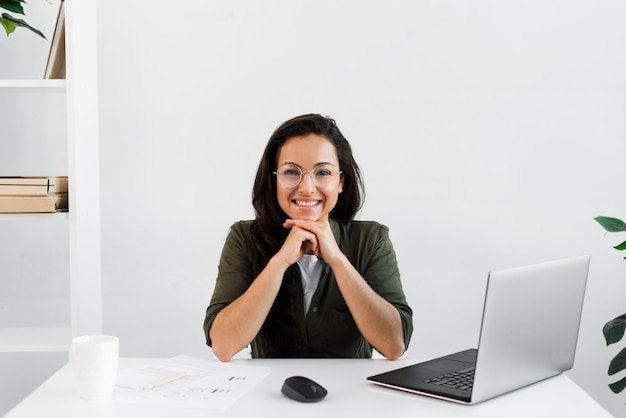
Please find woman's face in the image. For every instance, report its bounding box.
[275,134,344,222]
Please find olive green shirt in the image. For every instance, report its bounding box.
[204,219,413,358]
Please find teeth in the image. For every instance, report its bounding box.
[295,200,319,207]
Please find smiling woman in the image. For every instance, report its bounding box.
[203,114,414,362]
[274,134,344,224]
[0,0,46,39]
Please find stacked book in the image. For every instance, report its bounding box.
[0,177,68,213]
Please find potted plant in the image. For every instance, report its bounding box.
[595,216,626,395]
[1,0,46,39]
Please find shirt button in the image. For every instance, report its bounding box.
[312,307,318,313]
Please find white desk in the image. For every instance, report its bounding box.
[6,358,611,418]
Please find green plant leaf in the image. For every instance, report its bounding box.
[609,375,626,394]
[0,12,45,39]
[603,314,626,346]
[0,0,25,15]
[0,16,16,35]
[595,216,626,233]
[614,240,626,251]
[608,347,626,375]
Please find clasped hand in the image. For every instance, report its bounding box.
[279,219,341,266]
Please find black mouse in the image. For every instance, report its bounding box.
[281,376,328,402]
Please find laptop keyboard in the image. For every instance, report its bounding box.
[424,367,475,391]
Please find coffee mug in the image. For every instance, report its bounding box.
[69,335,119,400]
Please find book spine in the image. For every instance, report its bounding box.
[0,195,68,213]
[0,177,68,195]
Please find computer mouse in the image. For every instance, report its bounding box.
[281,376,328,402]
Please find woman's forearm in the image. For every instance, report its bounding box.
[329,255,406,360]
[209,257,288,361]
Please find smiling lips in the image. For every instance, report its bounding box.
[294,200,320,208]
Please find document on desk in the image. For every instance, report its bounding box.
[114,355,271,410]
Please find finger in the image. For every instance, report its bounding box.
[285,219,321,235]
[284,220,311,233]
[301,231,319,255]
[309,239,320,257]
[284,218,313,227]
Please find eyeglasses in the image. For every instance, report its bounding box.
[273,163,342,189]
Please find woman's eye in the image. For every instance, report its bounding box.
[284,169,300,176]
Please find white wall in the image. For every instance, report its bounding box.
[95,1,626,415]
[1,0,625,416]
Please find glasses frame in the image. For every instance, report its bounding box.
[273,163,343,189]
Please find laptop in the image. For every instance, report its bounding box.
[367,255,590,404]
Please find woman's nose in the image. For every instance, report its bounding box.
[298,171,316,191]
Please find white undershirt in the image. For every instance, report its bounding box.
[296,254,322,315]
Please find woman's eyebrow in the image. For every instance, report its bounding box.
[314,161,335,167]
[279,161,336,168]
[279,161,301,168]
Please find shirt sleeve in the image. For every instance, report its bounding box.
[203,221,255,347]
[357,223,414,352]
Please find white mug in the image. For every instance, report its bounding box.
[69,335,119,400]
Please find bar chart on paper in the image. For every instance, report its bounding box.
[114,355,271,411]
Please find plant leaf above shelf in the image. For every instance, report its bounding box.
[0,0,25,15]
[0,18,16,35]
[1,12,46,39]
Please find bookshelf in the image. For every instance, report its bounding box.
[0,79,67,91]
[0,79,66,88]
[0,0,102,352]
[0,213,70,221]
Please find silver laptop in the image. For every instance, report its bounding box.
[367,255,590,404]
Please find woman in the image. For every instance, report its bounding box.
[204,114,413,361]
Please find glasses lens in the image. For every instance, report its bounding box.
[277,164,302,188]
[313,165,338,188]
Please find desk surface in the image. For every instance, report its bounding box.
[6,357,611,418]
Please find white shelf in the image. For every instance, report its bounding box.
[0,327,72,352]
[0,79,66,89]
[0,0,102,354]
[0,213,69,221]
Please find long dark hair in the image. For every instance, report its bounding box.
[250,114,364,356]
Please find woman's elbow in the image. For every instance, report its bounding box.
[211,344,235,362]
[383,349,404,361]
[380,339,406,361]
[208,328,237,362]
